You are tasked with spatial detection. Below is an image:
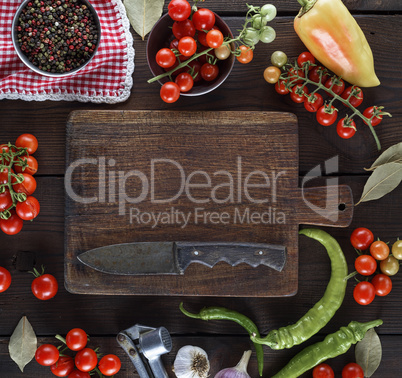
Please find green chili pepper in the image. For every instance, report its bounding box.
[271,319,383,378]
[179,302,264,376]
[252,228,348,349]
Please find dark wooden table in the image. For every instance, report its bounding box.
[1,1,401,376]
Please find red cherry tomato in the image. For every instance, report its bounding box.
[353,281,375,305]
[290,84,309,103]
[155,48,176,68]
[297,51,315,69]
[206,29,224,48]
[98,354,122,376]
[16,196,40,221]
[168,0,191,22]
[313,363,335,378]
[337,118,356,139]
[341,86,363,108]
[350,227,374,250]
[0,167,13,184]
[304,93,323,112]
[12,173,37,196]
[66,328,88,351]
[35,344,60,366]
[0,189,13,212]
[51,355,75,377]
[75,348,98,372]
[192,8,215,31]
[287,67,305,84]
[200,63,219,81]
[15,134,38,155]
[355,254,377,276]
[172,19,196,39]
[160,82,181,103]
[275,80,289,95]
[324,77,345,96]
[68,370,91,378]
[0,210,23,235]
[342,362,365,378]
[316,105,338,126]
[175,72,194,92]
[308,66,329,83]
[0,266,12,293]
[14,155,38,175]
[236,45,253,64]
[178,36,197,57]
[363,106,383,126]
[371,273,392,296]
[370,240,390,260]
[32,273,58,300]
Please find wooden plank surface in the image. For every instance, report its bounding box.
[0,2,401,377]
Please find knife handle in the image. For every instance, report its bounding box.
[174,242,286,273]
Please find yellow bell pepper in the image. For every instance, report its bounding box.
[294,0,380,87]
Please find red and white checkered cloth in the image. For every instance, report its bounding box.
[0,0,134,103]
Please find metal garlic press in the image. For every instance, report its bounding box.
[117,324,172,378]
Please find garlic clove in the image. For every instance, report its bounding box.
[214,350,252,378]
[173,345,210,378]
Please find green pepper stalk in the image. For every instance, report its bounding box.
[271,319,383,378]
[179,302,264,376]
[0,144,28,220]
[252,228,348,349]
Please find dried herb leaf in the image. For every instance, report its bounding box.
[356,162,402,205]
[125,0,165,40]
[8,316,37,372]
[355,328,382,377]
[366,142,402,171]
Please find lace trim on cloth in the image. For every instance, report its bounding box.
[0,0,135,104]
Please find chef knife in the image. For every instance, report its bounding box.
[77,241,286,275]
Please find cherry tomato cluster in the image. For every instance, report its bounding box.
[153,1,278,103]
[0,134,40,235]
[350,227,401,306]
[35,328,121,377]
[157,0,230,103]
[265,51,391,147]
[313,362,364,378]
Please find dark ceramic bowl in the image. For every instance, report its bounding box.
[12,0,101,77]
[146,12,235,96]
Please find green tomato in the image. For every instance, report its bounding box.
[259,26,276,43]
[380,255,400,276]
[392,240,402,259]
[243,27,260,46]
[271,50,288,68]
[260,4,277,21]
[214,45,231,60]
[252,14,268,30]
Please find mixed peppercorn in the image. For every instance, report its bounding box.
[15,0,100,74]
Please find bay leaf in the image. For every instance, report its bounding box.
[8,316,37,372]
[366,142,402,171]
[355,328,382,377]
[124,0,165,40]
[356,161,402,205]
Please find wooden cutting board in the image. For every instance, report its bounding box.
[65,110,353,296]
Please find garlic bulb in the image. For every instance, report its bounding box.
[173,345,210,378]
[214,350,252,378]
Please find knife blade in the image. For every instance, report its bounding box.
[77,241,286,275]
